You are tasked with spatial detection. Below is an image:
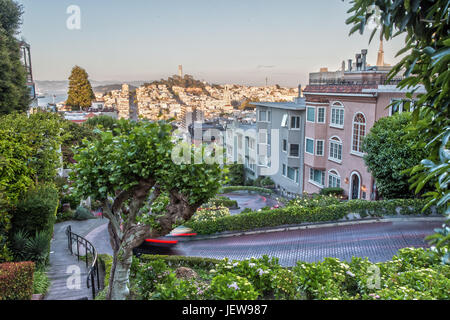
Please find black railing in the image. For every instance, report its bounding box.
[66,225,102,299]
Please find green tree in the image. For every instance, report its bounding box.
[347,0,449,263]
[363,113,428,199]
[226,163,245,186]
[71,120,223,300]
[66,66,95,111]
[0,0,30,115]
[0,112,68,183]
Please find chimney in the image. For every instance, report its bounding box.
[298,84,302,98]
[356,53,362,71]
[361,49,368,71]
[348,59,353,72]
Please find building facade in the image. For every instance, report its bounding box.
[302,49,423,200]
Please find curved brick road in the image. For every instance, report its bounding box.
[171,220,441,266]
[89,219,443,266]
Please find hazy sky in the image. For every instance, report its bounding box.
[18,0,405,86]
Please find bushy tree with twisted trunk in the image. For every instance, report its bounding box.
[346,0,449,263]
[70,120,223,299]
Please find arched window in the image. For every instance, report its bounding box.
[329,136,343,162]
[328,170,341,188]
[352,113,366,154]
[330,102,345,128]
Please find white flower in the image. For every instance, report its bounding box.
[228,282,239,291]
[346,271,355,277]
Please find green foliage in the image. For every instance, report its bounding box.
[73,206,95,221]
[32,269,50,295]
[11,183,58,237]
[66,66,95,111]
[84,115,119,132]
[0,261,35,300]
[209,273,259,300]
[215,256,296,299]
[208,197,238,209]
[320,188,345,197]
[226,163,245,186]
[363,113,428,199]
[221,186,274,195]
[0,0,30,115]
[293,248,450,300]
[186,198,439,235]
[346,0,449,262]
[191,206,231,223]
[0,112,68,184]
[61,120,98,166]
[135,260,170,299]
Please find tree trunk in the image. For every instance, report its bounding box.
[108,249,132,300]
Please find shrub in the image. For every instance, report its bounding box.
[59,192,81,212]
[33,269,50,295]
[208,197,239,209]
[320,188,345,197]
[136,260,170,299]
[209,273,259,300]
[0,261,35,300]
[186,198,439,235]
[137,255,221,270]
[221,186,273,195]
[191,206,231,223]
[73,206,95,221]
[11,230,51,267]
[11,184,58,238]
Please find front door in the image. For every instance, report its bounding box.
[351,174,360,200]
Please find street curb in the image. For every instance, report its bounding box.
[183,216,446,242]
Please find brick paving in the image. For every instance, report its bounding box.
[169,220,442,266]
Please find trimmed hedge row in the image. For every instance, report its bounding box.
[0,261,35,300]
[185,199,442,235]
[137,254,221,269]
[221,186,274,195]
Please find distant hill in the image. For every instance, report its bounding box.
[35,80,146,95]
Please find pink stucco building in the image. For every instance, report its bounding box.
[302,47,424,200]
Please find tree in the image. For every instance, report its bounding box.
[71,120,223,299]
[347,0,449,263]
[66,66,95,111]
[363,113,428,199]
[0,0,30,115]
[0,112,68,183]
[226,163,245,186]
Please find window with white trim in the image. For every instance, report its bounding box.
[352,113,366,154]
[259,110,267,122]
[309,168,325,186]
[316,140,324,156]
[317,107,326,123]
[330,103,344,128]
[290,116,301,129]
[328,170,341,188]
[282,139,287,152]
[329,136,342,162]
[306,107,315,122]
[305,138,314,155]
[287,167,300,183]
[282,164,287,176]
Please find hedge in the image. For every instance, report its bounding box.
[221,186,274,195]
[11,184,59,238]
[209,197,239,209]
[0,261,35,300]
[137,254,221,269]
[185,199,442,235]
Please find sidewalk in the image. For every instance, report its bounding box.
[45,218,108,300]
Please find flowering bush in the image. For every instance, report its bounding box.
[190,206,230,223]
[209,273,259,300]
[0,261,35,300]
[135,259,170,299]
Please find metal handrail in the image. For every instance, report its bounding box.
[66,225,102,299]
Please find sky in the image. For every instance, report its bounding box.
[17,0,405,87]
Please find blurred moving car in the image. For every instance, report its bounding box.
[133,226,197,255]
